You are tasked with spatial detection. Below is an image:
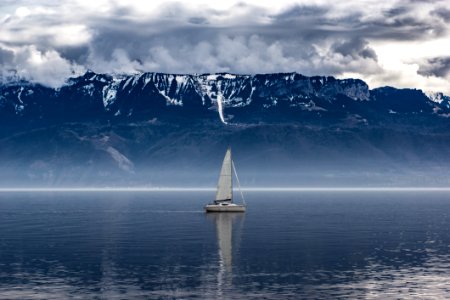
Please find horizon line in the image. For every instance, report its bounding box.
[1,187,450,192]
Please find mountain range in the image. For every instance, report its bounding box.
[1,71,449,187]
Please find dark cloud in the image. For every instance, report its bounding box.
[268,2,446,42]
[83,1,446,94]
[56,45,90,65]
[273,5,328,20]
[331,38,378,61]
[188,17,209,25]
[431,7,450,21]
[0,47,14,65]
[418,57,450,77]
[384,6,411,17]
[0,0,449,91]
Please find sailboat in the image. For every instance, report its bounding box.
[205,148,246,213]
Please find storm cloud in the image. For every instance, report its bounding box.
[418,56,450,77]
[0,0,449,93]
[331,38,378,61]
[0,47,14,65]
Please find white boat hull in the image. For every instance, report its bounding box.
[205,204,246,213]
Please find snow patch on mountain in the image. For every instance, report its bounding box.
[161,90,183,106]
[122,76,136,91]
[17,87,24,104]
[197,74,227,121]
[216,91,227,124]
[222,74,237,80]
[426,91,448,104]
[102,78,121,108]
[82,83,95,97]
[197,75,217,102]
[106,146,134,173]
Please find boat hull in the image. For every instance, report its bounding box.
[205,204,246,213]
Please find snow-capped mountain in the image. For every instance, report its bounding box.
[2,71,448,127]
[1,71,450,187]
[426,91,450,109]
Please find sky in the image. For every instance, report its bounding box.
[0,0,450,93]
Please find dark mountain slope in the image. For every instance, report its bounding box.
[0,71,449,187]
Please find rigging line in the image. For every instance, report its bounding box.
[232,160,246,206]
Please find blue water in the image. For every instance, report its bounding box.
[0,191,450,299]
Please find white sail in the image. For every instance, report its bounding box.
[215,148,233,201]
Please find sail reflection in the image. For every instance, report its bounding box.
[207,212,244,290]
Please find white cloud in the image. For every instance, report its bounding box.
[50,25,92,46]
[15,6,31,18]
[88,48,141,74]
[0,0,450,93]
[11,45,85,87]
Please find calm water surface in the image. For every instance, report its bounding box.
[0,191,450,299]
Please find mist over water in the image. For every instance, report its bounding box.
[1,105,450,188]
[1,191,450,298]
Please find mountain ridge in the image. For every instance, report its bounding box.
[1,71,450,187]
[1,71,449,128]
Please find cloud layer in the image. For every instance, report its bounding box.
[0,0,449,93]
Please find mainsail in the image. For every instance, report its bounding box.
[215,148,233,201]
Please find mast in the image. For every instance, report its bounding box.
[232,160,246,206]
[215,148,233,202]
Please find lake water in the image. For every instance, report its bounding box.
[0,191,450,299]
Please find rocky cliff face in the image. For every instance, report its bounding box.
[5,70,446,126]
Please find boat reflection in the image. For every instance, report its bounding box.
[207,212,245,291]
